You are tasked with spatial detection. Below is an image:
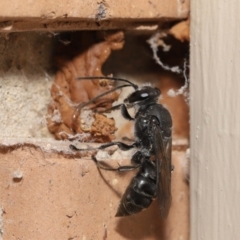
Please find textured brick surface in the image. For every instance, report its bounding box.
[0,0,189,31]
[0,148,189,240]
[0,0,189,19]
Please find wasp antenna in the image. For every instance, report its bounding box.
[76,76,138,90]
[76,84,133,110]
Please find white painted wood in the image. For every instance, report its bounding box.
[190,0,240,239]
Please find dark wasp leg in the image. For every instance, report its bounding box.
[70,141,141,172]
[92,155,140,172]
[92,150,145,172]
[96,104,122,113]
[120,104,134,121]
[96,104,134,121]
[70,141,139,152]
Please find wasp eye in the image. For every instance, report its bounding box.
[140,93,149,98]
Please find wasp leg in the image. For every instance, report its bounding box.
[96,104,122,113]
[70,141,139,152]
[93,150,146,173]
[120,105,134,121]
[92,155,141,172]
[96,104,134,121]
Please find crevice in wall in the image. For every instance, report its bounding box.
[0,27,189,154]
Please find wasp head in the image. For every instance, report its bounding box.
[124,86,161,108]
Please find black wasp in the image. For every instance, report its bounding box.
[70,76,173,219]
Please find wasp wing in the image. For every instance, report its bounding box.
[150,117,172,219]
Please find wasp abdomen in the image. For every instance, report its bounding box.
[115,160,157,217]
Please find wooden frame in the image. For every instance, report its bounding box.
[190,0,240,239]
